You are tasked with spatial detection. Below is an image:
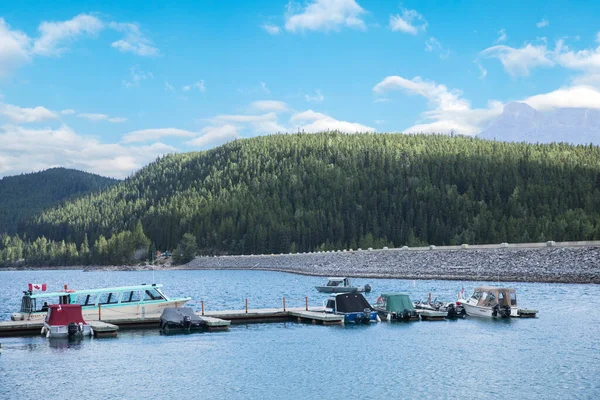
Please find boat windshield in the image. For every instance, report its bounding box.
[327,280,342,287]
[143,288,164,301]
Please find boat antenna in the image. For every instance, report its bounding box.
[152,265,155,285]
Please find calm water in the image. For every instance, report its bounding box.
[0,269,598,399]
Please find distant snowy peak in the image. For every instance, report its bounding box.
[479,102,600,145]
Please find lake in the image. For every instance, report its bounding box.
[0,269,598,399]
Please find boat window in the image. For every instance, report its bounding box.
[498,292,505,306]
[326,300,335,309]
[472,291,482,300]
[143,289,164,301]
[75,294,98,306]
[121,291,142,303]
[510,292,517,306]
[98,292,119,305]
[327,281,340,287]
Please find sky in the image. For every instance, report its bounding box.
[1,0,600,178]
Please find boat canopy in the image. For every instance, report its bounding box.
[379,293,415,312]
[326,278,348,287]
[45,304,87,326]
[334,293,372,313]
[471,286,516,307]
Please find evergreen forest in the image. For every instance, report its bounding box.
[2,132,600,266]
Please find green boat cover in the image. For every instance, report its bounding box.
[381,293,415,312]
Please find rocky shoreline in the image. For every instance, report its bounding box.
[180,246,600,284]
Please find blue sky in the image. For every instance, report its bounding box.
[1,0,600,178]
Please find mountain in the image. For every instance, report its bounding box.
[0,168,119,234]
[15,132,600,260]
[479,102,600,145]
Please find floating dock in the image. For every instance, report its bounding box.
[0,306,338,337]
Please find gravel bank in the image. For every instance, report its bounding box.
[181,247,600,284]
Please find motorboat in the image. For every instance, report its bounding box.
[160,307,206,333]
[458,286,535,318]
[373,293,419,322]
[315,277,372,293]
[11,283,191,322]
[325,293,379,324]
[414,293,466,319]
[41,304,93,338]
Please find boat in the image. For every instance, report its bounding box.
[325,293,379,324]
[414,293,466,319]
[11,283,191,322]
[373,293,419,321]
[160,307,206,333]
[40,304,93,338]
[458,286,529,318]
[315,277,372,293]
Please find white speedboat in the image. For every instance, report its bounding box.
[458,286,519,318]
[315,277,371,293]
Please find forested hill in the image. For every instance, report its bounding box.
[15,133,600,258]
[0,168,118,234]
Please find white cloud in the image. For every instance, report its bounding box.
[249,100,290,112]
[182,80,206,92]
[536,19,549,28]
[0,103,58,123]
[522,85,600,110]
[425,37,449,59]
[122,65,153,88]
[496,28,507,43]
[374,120,385,125]
[389,9,427,35]
[373,98,390,103]
[109,22,159,56]
[0,124,175,178]
[285,0,367,32]
[0,18,31,77]
[260,81,270,94]
[186,125,240,148]
[475,60,487,79]
[480,43,553,76]
[373,75,503,135]
[291,109,375,133]
[262,24,281,35]
[60,109,76,115]
[32,13,104,56]
[305,89,324,102]
[165,81,175,92]
[122,128,196,143]
[77,113,127,123]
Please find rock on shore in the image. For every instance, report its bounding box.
[181,247,600,284]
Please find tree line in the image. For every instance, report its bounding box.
[1,132,599,266]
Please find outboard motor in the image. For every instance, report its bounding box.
[402,309,411,321]
[68,322,79,338]
[446,303,458,319]
[364,284,372,293]
[500,305,512,318]
[492,304,500,317]
[183,315,192,329]
[361,308,372,323]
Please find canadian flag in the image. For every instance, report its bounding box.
[28,283,47,292]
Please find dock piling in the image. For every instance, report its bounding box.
[245,298,248,313]
[283,297,286,312]
[98,304,102,321]
[201,300,205,316]
[305,296,308,311]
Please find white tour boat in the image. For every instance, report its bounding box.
[11,283,191,322]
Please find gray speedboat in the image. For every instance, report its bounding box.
[315,277,371,293]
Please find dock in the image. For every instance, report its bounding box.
[0,306,339,337]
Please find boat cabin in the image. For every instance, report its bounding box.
[326,277,351,287]
[325,293,373,314]
[469,286,517,308]
[18,284,169,314]
[376,293,415,313]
